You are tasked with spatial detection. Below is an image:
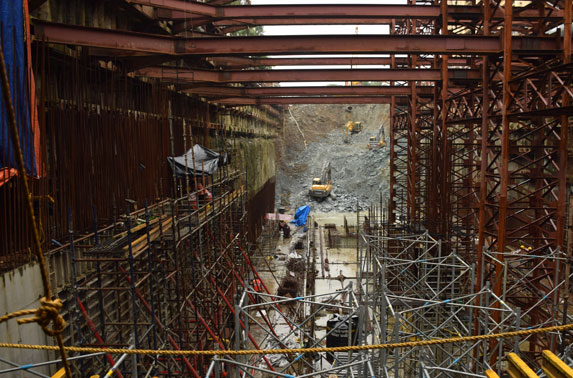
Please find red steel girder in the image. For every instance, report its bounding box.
[184,85,435,97]
[160,4,563,32]
[213,96,402,105]
[208,56,471,68]
[162,3,441,19]
[205,13,562,30]
[33,21,560,56]
[136,67,480,82]
[132,1,564,22]
[177,17,400,28]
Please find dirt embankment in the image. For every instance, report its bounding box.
[276,104,390,213]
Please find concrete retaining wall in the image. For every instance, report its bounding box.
[1,262,55,377]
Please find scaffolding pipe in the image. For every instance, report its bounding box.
[0,357,52,377]
[102,344,136,378]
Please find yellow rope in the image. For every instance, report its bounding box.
[0,323,572,357]
[0,309,36,324]
[8,298,67,336]
[0,298,66,336]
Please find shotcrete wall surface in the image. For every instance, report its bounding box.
[235,137,277,239]
[0,262,54,377]
[235,137,276,199]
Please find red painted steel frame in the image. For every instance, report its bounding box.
[33,21,560,56]
[184,85,435,97]
[136,67,480,83]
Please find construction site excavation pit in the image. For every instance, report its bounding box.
[245,211,366,378]
[276,104,391,213]
[235,104,391,377]
[2,3,573,377]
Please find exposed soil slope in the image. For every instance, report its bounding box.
[276,104,390,212]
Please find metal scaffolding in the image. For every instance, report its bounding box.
[214,284,372,378]
[359,208,573,377]
[53,168,251,377]
[198,217,376,378]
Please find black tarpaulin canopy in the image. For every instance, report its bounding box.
[167,145,226,178]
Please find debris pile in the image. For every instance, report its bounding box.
[286,258,306,273]
[277,275,299,298]
[276,104,390,213]
[277,128,390,212]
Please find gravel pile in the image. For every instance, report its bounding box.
[276,127,390,213]
[286,258,306,273]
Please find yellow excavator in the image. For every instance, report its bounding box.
[343,121,363,143]
[309,161,332,200]
[368,125,386,150]
[343,107,362,143]
[345,121,363,135]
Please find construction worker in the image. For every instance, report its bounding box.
[189,183,212,210]
[252,278,263,305]
[197,183,212,203]
[279,220,291,238]
[253,278,263,293]
[283,223,291,238]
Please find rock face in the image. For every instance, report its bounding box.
[276,104,390,213]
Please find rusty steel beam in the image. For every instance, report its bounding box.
[207,11,561,29]
[33,21,560,56]
[126,0,217,16]
[173,4,440,19]
[177,16,399,28]
[89,54,470,70]
[213,96,403,105]
[184,3,442,19]
[34,21,177,54]
[137,1,563,22]
[208,56,471,68]
[180,13,564,33]
[166,15,401,31]
[184,85,436,97]
[162,4,563,33]
[136,67,481,83]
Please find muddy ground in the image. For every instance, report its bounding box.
[276,104,390,212]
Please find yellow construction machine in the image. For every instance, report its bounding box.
[345,121,362,135]
[343,121,362,143]
[368,125,386,150]
[342,106,362,143]
[309,161,332,200]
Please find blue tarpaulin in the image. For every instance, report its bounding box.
[291,205,311,227]
[0,2,36,177]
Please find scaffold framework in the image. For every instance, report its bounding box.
[208,284,376,378]
[358,207,573,378]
